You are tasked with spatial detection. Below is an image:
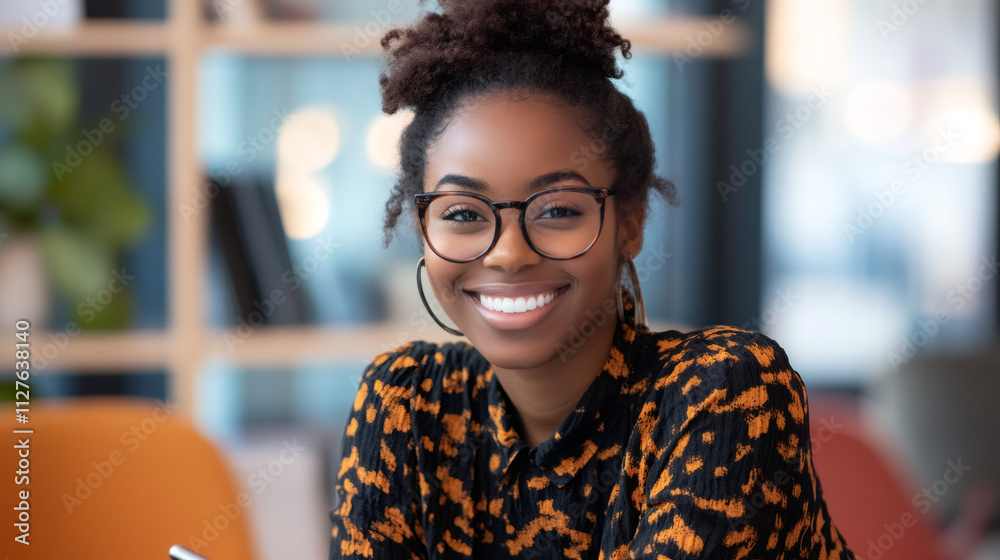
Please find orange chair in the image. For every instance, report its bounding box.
[808,395,993,560]
[1,397,257,560]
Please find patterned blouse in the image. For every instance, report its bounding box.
[328,315,856,559]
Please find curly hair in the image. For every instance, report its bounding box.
[378,0,678,246]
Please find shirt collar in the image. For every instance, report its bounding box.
[484,373,528,481]
[484,312,649,487]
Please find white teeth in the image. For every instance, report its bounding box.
[477,291,559,314]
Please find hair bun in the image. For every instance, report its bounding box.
[379,0,631,113]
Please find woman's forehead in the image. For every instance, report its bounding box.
[425,95,613,192]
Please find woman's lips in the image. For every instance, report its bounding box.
[465,285,568,330]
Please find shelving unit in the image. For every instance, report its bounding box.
[0,2,751,416]
[1,16,750,56]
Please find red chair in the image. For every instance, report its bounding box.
[808,394,994,560]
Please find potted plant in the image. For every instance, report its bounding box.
[0,58,150,330]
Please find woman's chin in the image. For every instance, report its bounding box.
[462,330,562,372]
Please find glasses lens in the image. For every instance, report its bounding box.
[424,195,496,261]
[525,190,603,258]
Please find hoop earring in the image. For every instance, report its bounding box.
[416,257,464,336]
[617,257,648,330]
[617,279,626,323]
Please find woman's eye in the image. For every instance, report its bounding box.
[538,205,580,219]
[442,207,484,222]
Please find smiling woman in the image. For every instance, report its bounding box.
[328,1,856,559]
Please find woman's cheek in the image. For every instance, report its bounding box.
[426,260,467,320]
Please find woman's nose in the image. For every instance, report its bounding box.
[481,209,542,273]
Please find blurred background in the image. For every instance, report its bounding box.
[0,0,997,559]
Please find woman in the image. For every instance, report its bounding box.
[330,1,855,558]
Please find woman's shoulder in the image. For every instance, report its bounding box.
[642,324,804,403]
[657,324,791,363]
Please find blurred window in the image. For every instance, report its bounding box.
[762,0,997,383]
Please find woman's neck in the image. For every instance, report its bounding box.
[491,319,618,448]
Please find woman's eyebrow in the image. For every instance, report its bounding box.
[434,174,488,192]
[529,170,592,190]
[433,170,592,192]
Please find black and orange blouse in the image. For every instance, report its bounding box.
[328,316,855,559]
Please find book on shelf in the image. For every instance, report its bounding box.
[209,174,311,327]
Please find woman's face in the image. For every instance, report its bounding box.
[421,93,642,370]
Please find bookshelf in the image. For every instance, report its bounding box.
[0,17,750,57]
[0,2,751,416]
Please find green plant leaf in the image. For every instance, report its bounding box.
[38,225,113,303]
[0,64,31,130]
[17,59,77,132]
[74,282,131,331]
[0,144,48,211]
[48,149,150,249]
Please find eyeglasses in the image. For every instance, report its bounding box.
[414,187,613,263]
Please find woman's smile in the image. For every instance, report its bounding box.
[465,283,570,330]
